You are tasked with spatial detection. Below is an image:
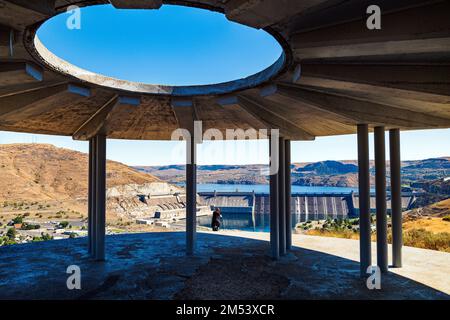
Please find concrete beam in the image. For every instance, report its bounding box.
[216,95,269,130]
[292,2,450,59]
[109,0,162,9]
[276,83,450,128]
[0,82,66,118]
[0,82,90,122]
[237,93,315,140]
[0,0,55,29]
[298,62,450,97]
[73,95,119,140]
[171,99,199,135]
[0,62,43,86]
[0,25,19,49]
[225,0,326,29]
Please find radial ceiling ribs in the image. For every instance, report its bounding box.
[109,0,162,9]
[215,95,268,132]
[0,0,55,30]
[275,82,450,129]
[298,62,450,98]
[258,86,355,136]
[224,0,327,29]
[72,94,119,140]
[235,93,315,140]
[294,61,450,119]
[106,96,179,140]
[291,1,450,59]
[0,61,43,86]
[193,98,245,134]
[0,82,90,122]
[171,98,198,135]
[73,94,152,140]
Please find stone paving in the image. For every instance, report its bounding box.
[0,231,448,300]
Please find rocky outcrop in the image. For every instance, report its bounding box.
[106,182,211,220]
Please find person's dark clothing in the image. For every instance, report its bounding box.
[211,210,221,231]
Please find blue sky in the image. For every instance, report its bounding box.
[2,4,448,166]
[37,4,282,85]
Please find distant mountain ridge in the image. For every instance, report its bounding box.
[295,161,358,175]
[137,157,450,187]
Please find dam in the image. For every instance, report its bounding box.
[199,191,417,230]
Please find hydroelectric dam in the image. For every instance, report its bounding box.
[199,191,417,225]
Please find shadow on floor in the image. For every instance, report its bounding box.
[0,232,448,300]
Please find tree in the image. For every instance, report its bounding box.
[12,216,23,224]
[6,228,16,239]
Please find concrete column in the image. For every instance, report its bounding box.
[269,135,279,260]
[285,139,292,251]
[390,129,403,267]
[88,138,96,256]
[278,137,286,255]
[94,134,106,261]
[357,124,372,277]
[186,135,197,256]
[374,126,388,272]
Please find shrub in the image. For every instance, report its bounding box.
[443,215,450,222]
[58,221,69,228]
[21,223,40,230]
[6,228,16,239]
[40,233,53,241]
[12,216,23,224]
[401,229,450,252]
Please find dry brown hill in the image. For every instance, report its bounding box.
[0,143,160,202]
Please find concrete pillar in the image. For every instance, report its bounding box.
[186,135,197,256]
[269,135,279,260]
[357,124,372,277]
[285,139,292,251]
[88,138,96,256]
[94,134,106,261]
[278,137,286,255]
[390,129,403,267]
[374,126,388,272]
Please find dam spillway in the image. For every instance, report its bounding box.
[199,191,416,223]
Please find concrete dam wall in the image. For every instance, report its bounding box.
[200,191,416,222]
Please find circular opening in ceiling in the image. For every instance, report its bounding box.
[33,4,285,95]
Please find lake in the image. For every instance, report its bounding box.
[196,183,359,194]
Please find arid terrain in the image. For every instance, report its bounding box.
[0,144,176,245]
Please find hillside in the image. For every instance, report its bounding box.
[0,144,160,202]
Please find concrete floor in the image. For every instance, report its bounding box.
[0,231,448,300]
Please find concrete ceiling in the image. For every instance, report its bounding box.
[0,0,449,141]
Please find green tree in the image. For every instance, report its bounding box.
[6,228,16,239]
